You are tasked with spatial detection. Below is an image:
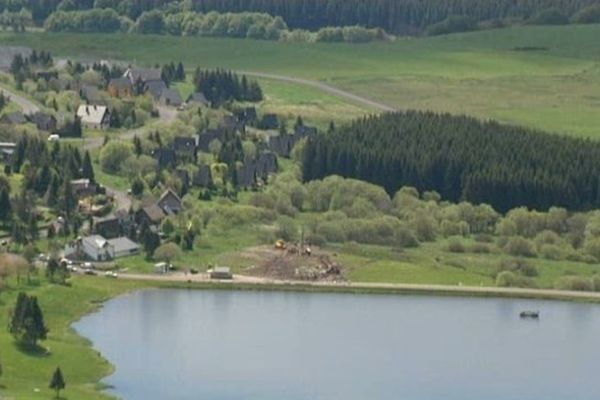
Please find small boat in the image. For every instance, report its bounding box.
[520,311,540,319]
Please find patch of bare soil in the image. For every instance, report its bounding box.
[242,245,347,282]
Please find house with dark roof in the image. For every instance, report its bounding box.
[124,67,162,85]
[135,204,166,227]
[173,136,196,160]
[28,112,57,132]
[255,152,278,180]
[175,169,190,188]
[152,148,177,169]
[92,214,122,239]
[193,164,213,187]
[219,115,244,132]
[65,235,140,261]
[236,162,258,189]
[258,113,279,130]
[295,125,318,138]
[158,189,182,215]
[80,84,102,104]
[0,142,15,165]
[197,128,225,153]
[187,92,209,106]
[268,134,295,158]
[144,80,167,100]
[71,178,98,198]
[159,88,183,107]
[0,111,27,125]
[108,78,134,97]
[233,107,257,124]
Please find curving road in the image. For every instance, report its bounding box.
[0,86,40,114]
[241,71,398,112]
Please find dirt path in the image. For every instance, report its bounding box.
[241,71,397,112]
[115,272,600,302]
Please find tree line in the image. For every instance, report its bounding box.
[193,68,263,105]
[302,111,600,213]
[5,0,600,34]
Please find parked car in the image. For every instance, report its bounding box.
[105,271,118,278]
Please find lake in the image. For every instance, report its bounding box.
[74,289,600,400]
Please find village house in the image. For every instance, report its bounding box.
[259,113,279,130]
[0,142,15,165]
[175,169,190,189]
[135,203,166,227]
[0,111,27,125]
[92,214,122,239]
[124,67,162,86]
[187,92,209,107]
[77,104,110,130]
[65,235,140,261]
[193,164,213,188]
[144,80,167,100]
[173,136,196,160]
[197,128,225,153]
[107,77,134,97]
[79,84,102,104]
[28,112,57,132]
[158,189,182,215]
[159,88,183,107]
[152,148,177,169]
[70,178,98,198]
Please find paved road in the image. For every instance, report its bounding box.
[0,86,40,114]
[241,71,398,112]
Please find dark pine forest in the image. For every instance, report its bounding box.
[302,111,600,213]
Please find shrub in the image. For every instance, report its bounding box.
[447,238,466,253]
[555,276,594,292]
[305,233,327,247]
[474,233,494,243]
[572,5,600,23]
[529,8,568,25]
[276,216,298,242]
[469,243,491,254]
[504,237,536,257]
[427,15,477,36]
[316,221,346,243]
[539,244,564,260]
[394,226,419,248]
[498,258,538,277]
[496,271,537,288]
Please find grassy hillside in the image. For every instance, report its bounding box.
[1,25,600,135]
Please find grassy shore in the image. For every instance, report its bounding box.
[2,25,600,136]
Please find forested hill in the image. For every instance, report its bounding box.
[301,112,600,213]
[3,0,600,33]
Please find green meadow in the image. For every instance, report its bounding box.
[1,25,600,135]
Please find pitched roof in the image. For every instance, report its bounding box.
[1,111,27,124]
[160,88,183,105]
[187,92,209,105]
[82,235,109,250]
[174,136,195,151]
[159,189,181,204]
[28,112,57,130]
[108,77,133,90]
[125,67,162,84]
[80,84,101,102]
[77,104,109,125]
[145,80,167,99]
[107,236,139,253]
[141,204,166,223]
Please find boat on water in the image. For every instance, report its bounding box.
[520,311,540,319]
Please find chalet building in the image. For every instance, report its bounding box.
[124,67,162,86]
[193,164,213,188]
[135,204,166,227]
[76,105,110,130]
[236,162,258,189]
[153,148,177,169]
[0,142,15,165]
[144,80,167,100]
[268,134,295,158]
[187,92,209,106]
[197,128,225,153]
[107,78,134,97]
[1,111,27,125]
[173,137,196,160]
[255,152,278,180]
[158,189,182,215]
[259,113,279,130]
[159,88,183,107]
[92,214,122,239]
[70,179,98,198]
[28,112,57,132]
[65,235,140,261]
[175,169,190,189]
[80,84,102,104]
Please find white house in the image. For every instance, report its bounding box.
[76,104,110,130]
[65,235,140,261]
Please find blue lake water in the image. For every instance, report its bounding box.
[74,289,600,400]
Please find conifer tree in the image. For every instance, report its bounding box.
[49,367,65,399]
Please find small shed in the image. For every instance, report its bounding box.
[210,267,233,280]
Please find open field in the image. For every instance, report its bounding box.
[1,25,600,135]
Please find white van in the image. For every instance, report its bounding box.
[48,134,60,142]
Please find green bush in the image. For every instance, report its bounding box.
[316,221,347,243]
[498,258,538,277]
[555,276,594,292]
[394,226,420,248]
[529,8,568,25]
[572,5,600,23]
[305,233,327,247]
[427,15,477,36]
[504,237,536,257]
[447,238,466,253]
[496,271,537,288]
[539,244,564,260]
[469,243,491,254]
